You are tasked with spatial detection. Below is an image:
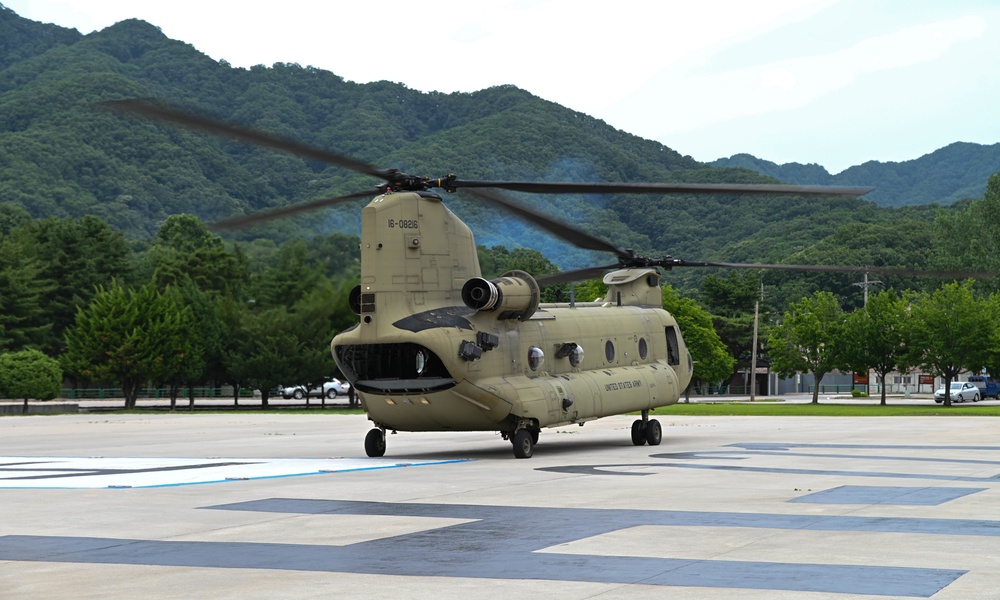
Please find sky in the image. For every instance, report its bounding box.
[4,0,1000,173]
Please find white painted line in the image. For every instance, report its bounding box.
[0,456,469,489]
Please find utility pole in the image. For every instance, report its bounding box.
[851,272,882,396]
[852,272,883,306]
[749,281,763,402]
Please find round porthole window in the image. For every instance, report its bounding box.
[638,338,648,360]
[569,345,584,367]
[528,347,545,371]
[605,340,615,363]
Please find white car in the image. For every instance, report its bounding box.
[279,378,351,400]
[933,381,980,403]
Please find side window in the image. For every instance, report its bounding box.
[665,326,680,366]
[528,347,545,371]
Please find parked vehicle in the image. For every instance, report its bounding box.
[967,375,1000,399]
[933,381,981,403]
[278,378,351,400]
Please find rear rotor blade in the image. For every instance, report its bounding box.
[537,260,995,286]
[670,260,995,279]
[535,265,623,287]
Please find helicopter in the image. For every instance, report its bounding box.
[104,100,988,458]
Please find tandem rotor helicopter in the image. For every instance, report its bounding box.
[105,100,985,458]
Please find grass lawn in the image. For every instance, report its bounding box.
[655,402,1000,417]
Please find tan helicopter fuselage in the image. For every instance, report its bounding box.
[331,191,692,434]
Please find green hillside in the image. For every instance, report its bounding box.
[0,5,995,307]
[712,142,1000,207]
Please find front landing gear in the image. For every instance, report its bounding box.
[365,428,386,457]
[631,411,662,447]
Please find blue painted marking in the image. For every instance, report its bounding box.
[0,535,963,597]
[208,498,1000,537]
[791,485,987,505]
[734,442,1000,451]
[0,499,973,596]
[542,442,1000,480]
[649,461,1000,482]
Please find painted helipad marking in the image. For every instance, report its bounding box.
[0,456,469,489]
[790,485,987,505]
[0,499,973,596]
[539,442,1000,481]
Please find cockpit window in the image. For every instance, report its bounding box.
[334,343,456,395]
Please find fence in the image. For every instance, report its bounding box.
[59,387,256,400]
[690,383,878,396]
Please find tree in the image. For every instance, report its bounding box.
[250,238,323,309]
[699,271,762,374]
[931,172,1000,293]
[150,285,205,411]
[218,294,256,406]
[768,291,846,404]
[573,279,607,303]
[662,286,734,389]
[905,282,993,406]
[237,308,304,408]
[0,233,53,351]
[63,282,200,409]
[0,349,63,413]
[286,284,349,407]
[18,216,129,354]
[841,290,909,405]
[149,214,248,297]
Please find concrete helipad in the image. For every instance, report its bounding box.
[2,412,1000,599]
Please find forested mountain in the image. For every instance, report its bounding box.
[0,4,996,307]
[712,142,1000,207]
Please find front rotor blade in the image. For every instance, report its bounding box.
[462,188,629,257]
[672,260,995,279]
[455,180,874,197]
[100,100,390,181]
[207,189,378,231]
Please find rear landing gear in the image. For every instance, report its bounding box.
[512,429,534,458]
[645,419,662,445]
[631,411,662,447]
[365,428,386,457]
[631,420,645,445]
[505,421,540,458]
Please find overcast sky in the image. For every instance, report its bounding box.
[5,0,999,173]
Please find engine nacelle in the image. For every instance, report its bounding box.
[461,270,540,321]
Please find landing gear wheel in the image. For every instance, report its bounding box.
[631,419,646,446]
[512,429,534,459]
[645,419,662,446]
[529,428,540,446]
[364,428,386,457]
